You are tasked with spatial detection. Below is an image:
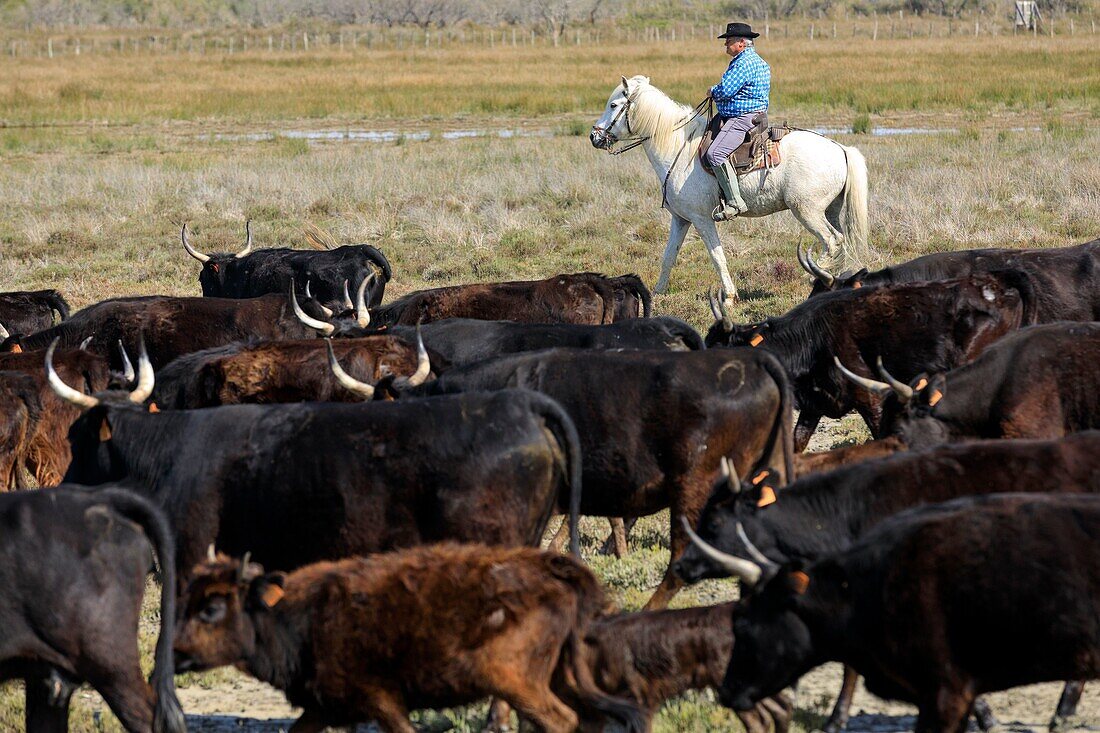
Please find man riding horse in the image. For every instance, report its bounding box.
[706,22,770,222]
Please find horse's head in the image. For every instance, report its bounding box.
[591,75,650,151]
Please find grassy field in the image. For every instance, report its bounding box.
[1,35,1099,127]
[0,34,1098,733]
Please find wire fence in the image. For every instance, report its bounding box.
[2,12,1096,59]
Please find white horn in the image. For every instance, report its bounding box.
[355,274,372,329]
[876,357,915,402]
[681,517,762,585]
[305,281,333,318]
[326,340,374,399]
[46,338,99,409]
[79,336,93,351]
[736,522,779,571]
[290,282,335,336]
[117,341,135,384]
[128,337,155,404]
[804,245,836,287]
[342,280,354,311]
[181,223,210,263]
[234,219,253,258]
[0,322,8,339]
[207,544,217,562]
[833,356,892,397]
[401,324,431,387]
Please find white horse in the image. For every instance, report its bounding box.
[591,75,872,307]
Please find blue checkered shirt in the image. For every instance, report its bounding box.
[710,47,771,118]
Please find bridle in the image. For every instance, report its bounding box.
[592,93,650,155]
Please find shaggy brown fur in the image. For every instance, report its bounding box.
[0,349,111,486]
[0,372,40,490]
[175,546,644,733]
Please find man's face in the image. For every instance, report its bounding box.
[725,37,748,57]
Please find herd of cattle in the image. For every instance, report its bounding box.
[1,225,1100,733]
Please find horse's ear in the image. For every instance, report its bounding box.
[641,76,650,85]
[621,75,630,93]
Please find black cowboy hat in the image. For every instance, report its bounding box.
[718,22,760,39]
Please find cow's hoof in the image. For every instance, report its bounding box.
[1050,715,1084,732]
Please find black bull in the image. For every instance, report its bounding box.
[676,431,1100,732]
[6,293,327,370]
[392,347,795,610]
[705,274,1024,452]
[800,237,1100,323]
[721,494,1100,733]
[0,486,184,733]
[182,222,392,310]
[62,387,582,582]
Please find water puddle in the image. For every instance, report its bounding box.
[198,125,1035,145]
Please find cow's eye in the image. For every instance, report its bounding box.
[199,597,227,624]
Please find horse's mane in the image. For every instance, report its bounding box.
[627,79,708,159]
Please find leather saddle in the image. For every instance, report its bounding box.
[699,112,788,175]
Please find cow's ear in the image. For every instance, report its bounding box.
[909,372,931,393]
[98,414,113,442]
[248,572,287,611]
[923,374,947,408]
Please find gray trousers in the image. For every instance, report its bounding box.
[705,112,761,168]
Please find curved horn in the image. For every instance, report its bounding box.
[237,551,252,583]
[833,356,892,397]
[234,219,253,258]
[207,544,217,562]
[290,282,335,336]
[736,522,779,571]
[0,322,8,339]
[117,340,135,384]
[181,223,210,264]
[708,286,733,332]
[402,324,431,387]
[304,281,333,318]
[355,274,372,329]
[720,456,741,495]
[46,338,98,408]
[876,357,915,403]
[128,337,155,404]
[342,280,354,311]
[796,242,813,276]
[804,246,835,287]
[79,336,93,351]
[680,517,762,585]
[326,340,374,399]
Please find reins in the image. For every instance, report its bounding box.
[661,97,713,209]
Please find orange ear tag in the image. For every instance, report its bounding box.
[99,420,112,442]
[749,334,764,347]
[261,584,285,608]
[915,378,928,391]
[757,486,777,508]
[929,390,943,407]
[11,344,22,353]
[853,282,863,289]
[790,571,810,595]
[751,470,769,486]
[148,403,159,413]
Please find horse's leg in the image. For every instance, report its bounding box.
[789,205,845,270]
[655,214,691,295]
[693,218,738,302]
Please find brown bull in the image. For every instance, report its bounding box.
[152,334,431,408]
[175,547,645,733]
[563,602,792,733]
[0,348,111,486]
[0,372,40,490]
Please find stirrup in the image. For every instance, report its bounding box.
[712,201,743,222]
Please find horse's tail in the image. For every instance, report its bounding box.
[840,145,874,268]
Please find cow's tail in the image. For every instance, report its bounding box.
[665,318,706,351]
[757,351,796,486]
[45,290,71,322]
[531,393,584,557]
[615,274,652,318]
[548,556,646,732]
[97,488,187,733]
[840,145,874,271]
[366,245,394,282]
